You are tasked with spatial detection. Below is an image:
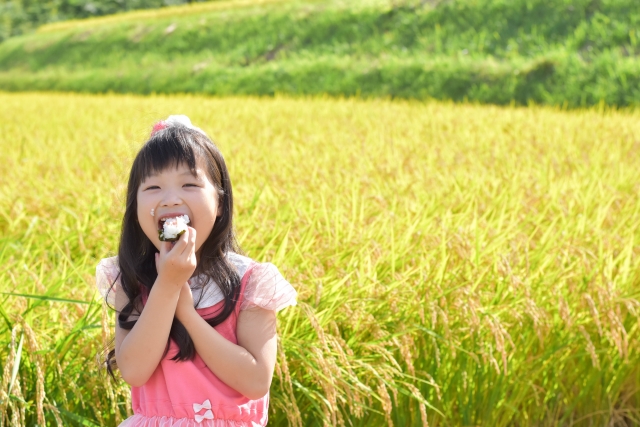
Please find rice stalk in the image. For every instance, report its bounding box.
[1,92,640,425]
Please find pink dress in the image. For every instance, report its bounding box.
[96,252,298,427]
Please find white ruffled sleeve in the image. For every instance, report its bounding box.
[240,262,297,312]
[96,256,119,306]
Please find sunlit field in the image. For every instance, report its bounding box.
[1,92,640,426]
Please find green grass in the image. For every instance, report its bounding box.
[0,0,223,41]
[0,0,639,106]
[1,92,640,425]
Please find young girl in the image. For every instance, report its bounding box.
[96,115,297,426]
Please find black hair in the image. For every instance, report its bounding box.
[106,124,241,377]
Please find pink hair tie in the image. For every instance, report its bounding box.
[151,120,168,135]
[150,116,207,137]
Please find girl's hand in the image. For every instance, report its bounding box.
[154,227,197,292]
[176,282,195,320]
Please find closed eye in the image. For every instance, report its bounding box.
[183,183,200,188]
[143,185,160,191]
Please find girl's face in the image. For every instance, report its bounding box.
[137,160,221,255]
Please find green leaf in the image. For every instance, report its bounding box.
[58,408,101,427]
[0,303,13,330]
[2,292,89,305]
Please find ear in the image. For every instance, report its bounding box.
[217,199,223,217]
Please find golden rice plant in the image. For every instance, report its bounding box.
[1,92,639,426]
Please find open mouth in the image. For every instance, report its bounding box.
[158,214,191,241]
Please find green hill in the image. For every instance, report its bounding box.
[0,0,217,41]
[0,0,639,107]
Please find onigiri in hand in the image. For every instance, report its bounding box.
[158,215,191,242]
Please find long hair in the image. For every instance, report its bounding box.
[106,123,241,376]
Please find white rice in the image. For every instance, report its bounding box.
[161,215,190,240]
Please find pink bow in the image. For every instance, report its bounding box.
[195,410,214,423]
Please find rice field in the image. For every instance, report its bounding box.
[1,92,640,426]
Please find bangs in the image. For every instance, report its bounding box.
[133,126,203,185]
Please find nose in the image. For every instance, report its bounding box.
[160,190,183,207]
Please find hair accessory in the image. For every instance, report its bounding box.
[150,208,155,217]
[151,121,168,135]
[150,115,207,137]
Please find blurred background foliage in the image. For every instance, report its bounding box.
[0,0,214,41]
[0,0,638,106]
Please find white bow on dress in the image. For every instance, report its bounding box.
[195,410,214,423]
[193,399,214,423]
[193,399,211,413]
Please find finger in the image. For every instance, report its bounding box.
[186,227,197,254]
[174,228,190,256]
[159,241,172,256]
[167,230,187,256]
[181,228,197,263]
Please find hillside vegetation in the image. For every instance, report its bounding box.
[0,0,639,106]
[1,92,640,425]
[0,0,217,41]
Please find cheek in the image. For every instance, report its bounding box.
[136,195,155,232]
[137,192,155,216]
[136,201,146,224]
